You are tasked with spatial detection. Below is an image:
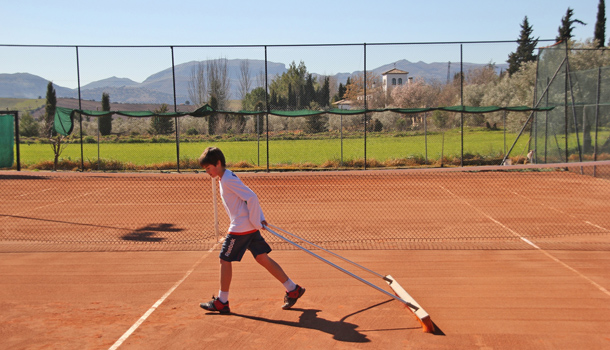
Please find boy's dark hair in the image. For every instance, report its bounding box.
[199,147,226,167]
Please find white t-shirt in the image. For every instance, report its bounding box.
[219,169,266,234]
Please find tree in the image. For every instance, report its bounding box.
[98,92,112,136]
[19,112,40,137]
[188,62,207,107]
[595,0,606,47]
[507,17,538,76]
[431,110,450,129]
[234,60,251,134]
[391,77,437,108]
[149,104,174,135]
[303,74,316,108]
[269,61,308,110]
[305,108,328,133]
[287,83,297,109]
[335,82,346,101]
[238,59,252,101]
[207,58,230,111]
[254,101,265,135]
[556,8,586,42]
[242,87,267,111]
[43,82,56,137]
[344,73,382,108]
[467,63,499,86]
[317,76,331,107]
[208,96,218,135]
[43,82,66,171]
[372,119,383,132]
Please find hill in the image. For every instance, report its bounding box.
[0,59,507,105]
[0,73,74,99]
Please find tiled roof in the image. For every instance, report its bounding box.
[382,68,409,75]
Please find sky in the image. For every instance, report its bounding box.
[1,0,607,88]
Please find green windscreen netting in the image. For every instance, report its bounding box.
[57,105,552,121]
[0,114,14,168]
[532,41,610,163]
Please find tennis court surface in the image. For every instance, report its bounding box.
[1,162,609,349]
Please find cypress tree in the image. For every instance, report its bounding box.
[556,8,586,42]
[288,84,297,110]
[44,82,56,137]
[317,76,330,107]
[304,74,315,107]
[338,83,349,100]
[98,92,112,136]
[507,16,539,76]
[595,0,606,47]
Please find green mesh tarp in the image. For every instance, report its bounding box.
[0,114,14,168]
[52,104,554,136]
[54,107,75,136]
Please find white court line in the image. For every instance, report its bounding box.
[512,191,610,234]
[2,188,110,222]
[108,245,218,350]
[16,187,54,198]
[439,185,610,298]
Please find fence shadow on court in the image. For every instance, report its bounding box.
[121,223,183,242]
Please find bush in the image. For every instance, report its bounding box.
[151,136,171,143]
[19,112,40,137]
[373,119,383,132]
[84,136,96,144]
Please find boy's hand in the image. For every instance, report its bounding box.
[261,220,268,230]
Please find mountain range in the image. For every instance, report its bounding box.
[0,59,507,105]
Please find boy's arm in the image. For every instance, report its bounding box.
[224,176,266,230]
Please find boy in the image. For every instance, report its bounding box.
[198,147,305,314]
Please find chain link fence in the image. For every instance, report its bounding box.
[1,160,609,252]
[2,41,565,171]
[530,41,610,164]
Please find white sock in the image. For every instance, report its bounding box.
[282,279,297,292]
[218,290,229,303]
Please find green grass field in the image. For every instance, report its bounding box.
[15,129,533,169]
[0,98,45,113]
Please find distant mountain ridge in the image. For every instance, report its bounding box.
[0,59,507,104]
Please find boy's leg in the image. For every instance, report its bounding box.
[200,259,232,314]
[201,232,252,314]
[255,253,288,283]
[220,259,232,294]
[255,253,305,309]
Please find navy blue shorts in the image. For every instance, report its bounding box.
[219,230,272,262]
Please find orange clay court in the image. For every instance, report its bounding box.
[1,163,610,349]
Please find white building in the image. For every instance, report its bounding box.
[382,68,410,93]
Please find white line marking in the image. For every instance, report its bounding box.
[108,246,218,350]
[585,221,610,232]
[2,188,110,222]
[16,187,54,198]
[512,191,610,233]
[439,185,610,298]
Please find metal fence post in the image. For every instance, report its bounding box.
[171,46,180,172]
[363,43,367,170]
[11,111,20,171]
[460,44,464,167]
[265,46,270,172]
[76,46,84,171]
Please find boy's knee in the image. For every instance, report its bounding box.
[255,253,269,264]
